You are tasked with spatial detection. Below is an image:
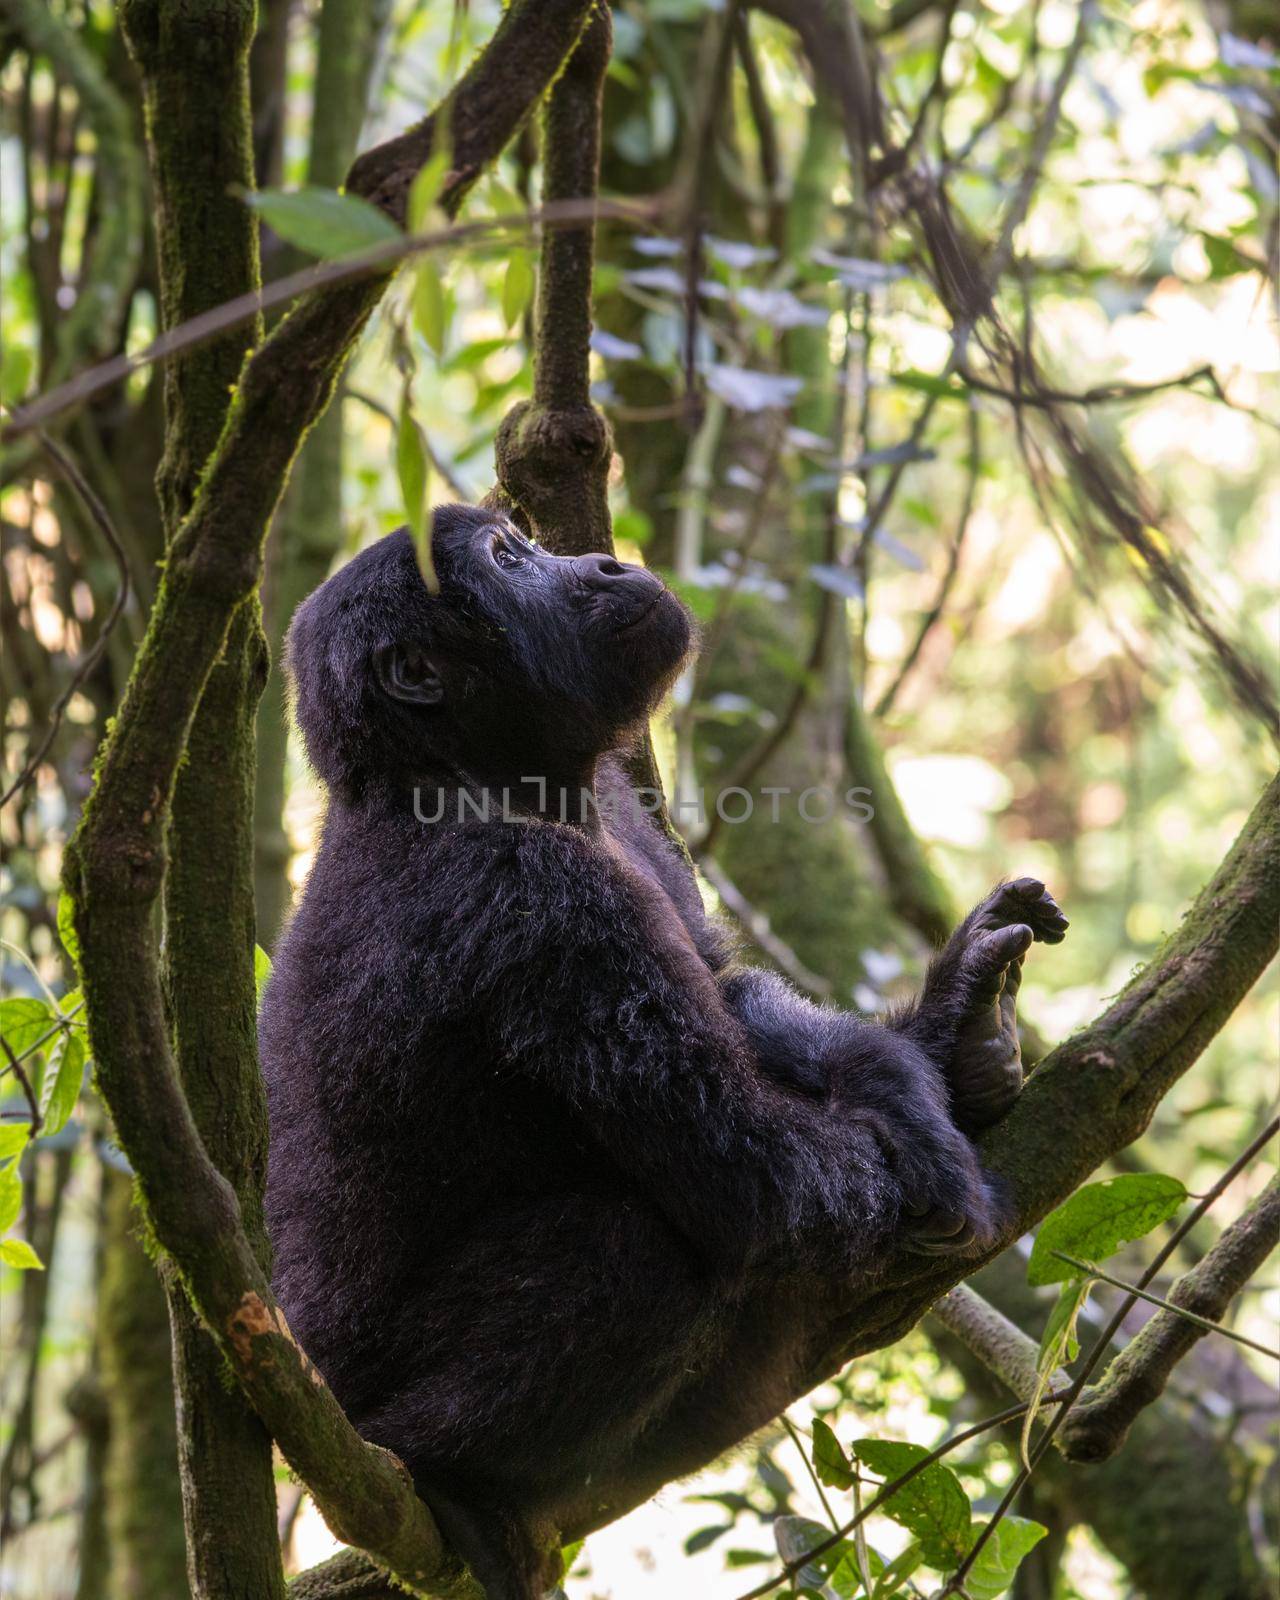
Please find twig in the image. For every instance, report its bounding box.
[986,0,1094,286]
[1048,1251,1280,1359]
[733,10,784,249]
[0,1036,40,1132]
[700,294,859,847]
[683,414,785,697]
[1,197,661,444]
[698,857,832,999]
[679,3,738,427]
[954,361,1277,428]
[874,402,980,718]
[936,1115,1280,1597]
[345,389,476,500]
[782,1415,838,1528]
[898,0,959,167]
[1,434,131,807]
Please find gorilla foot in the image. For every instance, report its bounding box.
[916,878,1068,1134]
[967,876,1068,946]
[421,1483,560,1600]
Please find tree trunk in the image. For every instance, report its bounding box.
[99,1166,190,1600]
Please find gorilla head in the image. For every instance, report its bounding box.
[287,504,694,800]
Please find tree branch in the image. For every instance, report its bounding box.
[931,1283,1057,1403]
[790,769,1280,1384]
[1058,1175,1280,1462]
[493,8,614,554]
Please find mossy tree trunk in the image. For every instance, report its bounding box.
[117,1,283,1594]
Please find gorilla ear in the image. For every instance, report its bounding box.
[374,644,444,706]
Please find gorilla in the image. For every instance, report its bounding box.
[259,504,1066,1600]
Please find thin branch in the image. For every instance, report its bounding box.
[930,1283,1055,1403]
[0,1036,40,1131]
[986,0,1093,286]
[897,0,959,167]
[733,10,784,249]
[874,402,980,718]
[954,360,1278,428]
[345,389,476,501]
[0,1005,83,1078]
[1049,1250,1280,1360]
[698,857,833,998]
[679,4,738,425]
[1,434,131,807]
[699,301,859,849]
[1058,1175,1280,1460]
[782,1415,839,1528]
[2,197,658,444]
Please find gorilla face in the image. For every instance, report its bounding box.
[287,505,694,799]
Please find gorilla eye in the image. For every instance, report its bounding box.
[491,536,524,571]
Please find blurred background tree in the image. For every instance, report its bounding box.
[1,1,1276,1597]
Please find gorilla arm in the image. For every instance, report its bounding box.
[450,822,995,1270]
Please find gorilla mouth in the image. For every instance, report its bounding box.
[614,593,663,633]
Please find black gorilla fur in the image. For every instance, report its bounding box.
[260,505,1067,1600]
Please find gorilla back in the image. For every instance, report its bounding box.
[260,506,1066,1600]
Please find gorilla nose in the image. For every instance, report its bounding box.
[571,553,643,589]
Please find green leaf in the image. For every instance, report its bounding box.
[1022,1278,1091,1467]
[825,1551,866,1597]
[442,337,509,374]
[961,1516,1048,1600]
[501,252,534,328]
[891,368,968,401]
[1039,1277,1089,1366]
[773,1516,851,1589]
[397,398,439,596]
[397,397,428,538]
[0,1125,31,1163]
[0,1236,43,1271]
[724,1548,771,1567]
[812,1416,855,1490]
[487,177,523,217]
[0,1165,21,1233]
[244,186,401,260]
[408,147,451,233]
[0,997,57,1058]
[1201,233,1254,279]
[414,260,448,356]
[851,1440,971,1570]
[1027,1174,1187,1286]
[871,1541,922,1597]
[684,1524,730,1554]
[57,891,81,971]
[1,342,33,405]
[39,1029,84,1137]
[255,946,273,1005]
